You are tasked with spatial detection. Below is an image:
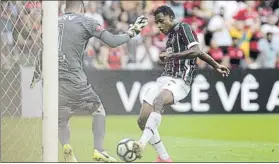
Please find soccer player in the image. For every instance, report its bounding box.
[58,1,147,162]
[132,6,230,162]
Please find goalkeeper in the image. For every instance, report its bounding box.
[56,1,147,162]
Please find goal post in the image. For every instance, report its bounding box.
[42,1,58,162]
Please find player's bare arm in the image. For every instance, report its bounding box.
[174,46,230,77]
[166,45,229,77]
[199,50,230,77]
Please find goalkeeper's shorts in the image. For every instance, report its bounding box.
[59,80,102,120]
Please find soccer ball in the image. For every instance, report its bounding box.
[116,138,138,162]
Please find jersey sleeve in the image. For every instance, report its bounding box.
[82,17,106,39]
[180,23,199,49]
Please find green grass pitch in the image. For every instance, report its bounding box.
[1,114,279,162]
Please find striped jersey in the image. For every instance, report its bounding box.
[161,22,199,85]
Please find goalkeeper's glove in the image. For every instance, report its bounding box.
[126,15,148,38]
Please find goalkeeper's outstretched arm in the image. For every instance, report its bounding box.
[99,31,131,48]
[89,15,148,48]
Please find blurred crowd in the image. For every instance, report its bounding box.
[1,1,42,69]
[1,1,279,70]
[69,0,279,70]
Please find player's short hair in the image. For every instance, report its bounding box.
[153,5,175,19]
[65,0,84,10]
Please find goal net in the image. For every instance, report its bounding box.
[1,1,43,162]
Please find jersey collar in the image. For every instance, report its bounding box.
[168,22,180,35]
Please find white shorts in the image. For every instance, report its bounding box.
[143,76,190,106]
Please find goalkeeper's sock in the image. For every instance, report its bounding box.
[139,112,162,147]
[58,121,70,146]
[149,128,170,160]
[93,112,105,152]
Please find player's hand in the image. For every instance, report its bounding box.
[126,15,148,37]
[159,52,169,61]
[215,64,230,77]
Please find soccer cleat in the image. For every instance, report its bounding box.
[132,141,145,159]
[92,149,117,162]
[153,156,173,163]
[63,144,77,162]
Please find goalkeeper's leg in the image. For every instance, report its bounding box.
[59,82,78,162]
[89,101,117,162]
[58,106,77,162]
[59,82,117,162]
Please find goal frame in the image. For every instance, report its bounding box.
[42,1,58,162]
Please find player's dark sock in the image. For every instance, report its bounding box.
[93,113,105,152]
[59,121,70,146]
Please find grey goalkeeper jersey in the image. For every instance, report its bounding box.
[58,12,104,84]
[58,12,130,84]
[30,12,130,87]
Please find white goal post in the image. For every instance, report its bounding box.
[42,1,58,162]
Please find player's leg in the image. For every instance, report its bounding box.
[81,86,117,162]
[134,89,173,154]
[137,102,171,161]
[58,82,77,162]
[133,78,190,159]
[92,103,106,152]
[58,107,77,162]
[135,77,173,160]
[58,107,71,146]
[88,101,117,162]
[151,129,172,163]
